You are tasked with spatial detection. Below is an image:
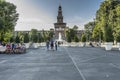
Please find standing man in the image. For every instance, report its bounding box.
[50,40,54,50]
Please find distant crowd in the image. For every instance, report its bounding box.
[46,40,62,51]
[0,42,26,54]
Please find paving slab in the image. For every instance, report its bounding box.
[0,46,120,80]
[66,47,120,80]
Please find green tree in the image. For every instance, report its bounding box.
[0,0,19,42]
[93,0,120,42]
[113,4,120,42]
[9,36,14,43]
[92,23,103,42]
[81,33,86,42]
[15,35,20,43]
[33,35,38,43]
[73,25,78,30]
[66,26,80,42]
[104,26,114,42]
[70,29,75,41]
[38,33,42,43]
[30,29,38,43]
[84,21,95,42]
[42,30,47,42]
[115,27,120,42]
[66,28,75,42]
[74,36,79,42]
[49,31,54,40]
[67,35,72,43]
[17,32,24,42]
[23,33,29,43]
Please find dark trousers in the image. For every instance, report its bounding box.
[55,45,57,50]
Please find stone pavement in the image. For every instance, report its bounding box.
[0,46,120,80]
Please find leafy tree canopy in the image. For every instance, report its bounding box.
[0,0,19,42]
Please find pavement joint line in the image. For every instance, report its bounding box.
[110,63,120,70]
[4,63,73,66]
[0,60,7,64]
[64,47,86,80]
[80,55,107,63]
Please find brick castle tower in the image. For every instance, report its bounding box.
[54,5,66,40]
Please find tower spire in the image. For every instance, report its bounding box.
[59,2,61,7]
[57,5,63,23]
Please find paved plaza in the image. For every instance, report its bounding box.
[0,46,120,80]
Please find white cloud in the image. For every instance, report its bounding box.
[6,0,55,31]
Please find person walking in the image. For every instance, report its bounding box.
[55,41,58,50]
[50,40,54,50]
[46,40,49,50]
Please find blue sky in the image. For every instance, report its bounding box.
[6,0,103,31]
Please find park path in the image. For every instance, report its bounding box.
[0,46,120,80]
